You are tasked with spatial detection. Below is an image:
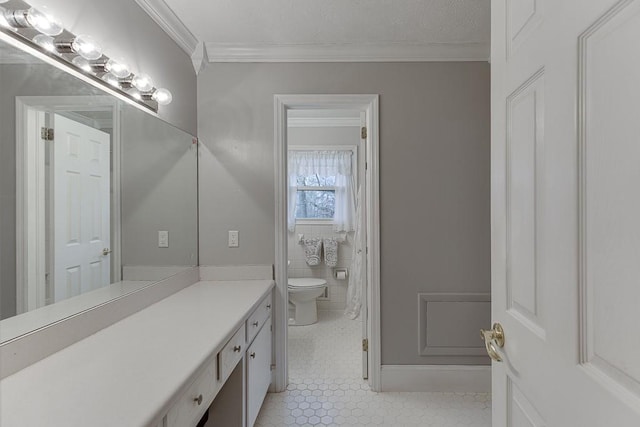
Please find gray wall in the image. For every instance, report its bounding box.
[197,62,491,365]
[47,0,197,134]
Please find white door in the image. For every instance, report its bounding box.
[490,0,640,425]
[53,114,111,301]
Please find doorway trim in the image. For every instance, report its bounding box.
[16,95,121,313]
[273,94,381,392]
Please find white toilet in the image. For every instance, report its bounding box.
[288,278,327,326]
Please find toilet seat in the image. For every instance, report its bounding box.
[288,278,327,290]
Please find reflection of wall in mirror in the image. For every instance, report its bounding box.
[120,107,198,276]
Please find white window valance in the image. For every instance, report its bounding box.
[287,150,355,233]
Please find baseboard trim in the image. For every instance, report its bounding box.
[380,365,491,392]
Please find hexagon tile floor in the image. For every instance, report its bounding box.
[254,310,492,427]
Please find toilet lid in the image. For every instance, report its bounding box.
[288,278,327,289]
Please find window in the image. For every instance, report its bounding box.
[295,174,336,220]
[287,148,356,232]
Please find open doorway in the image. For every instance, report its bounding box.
[273,95,380,393]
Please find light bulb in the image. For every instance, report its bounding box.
[33,34,57,53]
[71,56,92,72]
[101,72,119,87]
[26,6,63,36]
[152,88,172,105]
[105,58,130,79]
[71,35,102,60]
[132,73,153,92]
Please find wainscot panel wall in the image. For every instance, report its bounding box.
[197,62,490,365]
[45,0,197,134]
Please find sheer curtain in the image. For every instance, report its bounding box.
[287,150,355,232]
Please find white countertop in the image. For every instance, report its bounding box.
[0,280,274,427]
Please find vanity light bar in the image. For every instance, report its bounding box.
[0,0,172,110]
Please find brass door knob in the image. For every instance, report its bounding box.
[266,304,271,309]
[102,248,112,256]
[252,321,259,327]
[233,345,241,352]
[194,394,203,405]
[480,322,505,362]
[250,352,256,359]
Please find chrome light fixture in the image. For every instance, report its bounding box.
[0,1,173,111]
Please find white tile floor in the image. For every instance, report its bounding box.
[255,311,492,427]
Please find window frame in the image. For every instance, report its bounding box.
[289,145,357,225]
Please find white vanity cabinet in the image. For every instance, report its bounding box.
[163,286,273,427]
[246,316,272,427]
[0,280,275,427]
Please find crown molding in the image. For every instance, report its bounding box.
[134,0,198,55]
[287,117,361,128]
[205,42,489,63]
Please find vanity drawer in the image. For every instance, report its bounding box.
[165,358,218,427]
[246,294,272,345]
[217,326,245,383]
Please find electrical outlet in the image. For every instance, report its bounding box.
[158,231,169,248]
[228,230,239,248]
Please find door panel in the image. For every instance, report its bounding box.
[506,69,545,339]
[507,0,543,58]
[507,377,546,427]
[492,0,640,425]
[579,0,640,401]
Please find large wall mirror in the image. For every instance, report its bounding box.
[0,35,198,342]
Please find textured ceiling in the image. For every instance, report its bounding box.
[162,0,490,46]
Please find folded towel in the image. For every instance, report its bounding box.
[303,238,322,266]
[323,238,338,267]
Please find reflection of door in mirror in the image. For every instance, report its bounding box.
[17,101,115,314]
[52,114,110,303]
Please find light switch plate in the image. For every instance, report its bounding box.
[228,230,239,248]
[158,230,169,248]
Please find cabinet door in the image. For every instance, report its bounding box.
[246,317,272,427]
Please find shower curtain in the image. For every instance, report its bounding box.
[345,186,364,319]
